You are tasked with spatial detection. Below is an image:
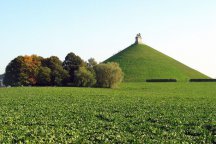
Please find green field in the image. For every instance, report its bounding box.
[0,83,216,143]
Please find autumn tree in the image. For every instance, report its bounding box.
[22,55,42,85]
[4,55,42,86]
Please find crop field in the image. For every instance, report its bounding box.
[0,83,216,143]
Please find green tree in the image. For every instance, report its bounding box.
[87,58,97,67]
[37,67,51,86]
[3,56,25,86]
[52,65,69,86]
[74,67,96,87]
[94,62,124,88]
[63,52,85,85]
[42,56,69,86]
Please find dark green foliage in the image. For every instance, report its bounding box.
[51,65,69,86]
[42,56,62,68]
[63,52,85,85]
[94,62,124,88]
[146,79,177,82]
[42,56,69,86]
[105,44,209,82]
[3,56,24,86]
[0,83,215,143]
[74,67,96,87]
[37,67,51,86]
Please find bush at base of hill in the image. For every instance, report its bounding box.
[94,62,124,88]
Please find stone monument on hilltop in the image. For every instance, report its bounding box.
[135,33,143,44]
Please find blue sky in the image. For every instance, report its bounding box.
[0,0,216,77]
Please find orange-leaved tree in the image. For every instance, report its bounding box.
[4,55,43,86]
[22,55,42,85]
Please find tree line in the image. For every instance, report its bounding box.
[3,52,123,88]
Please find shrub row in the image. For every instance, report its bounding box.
[146,79,216,82]
[189,79,216,82]
[146,79,177,82]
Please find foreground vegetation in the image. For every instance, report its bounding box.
[0,83,215,143]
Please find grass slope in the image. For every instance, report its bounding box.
[105,44,209,82]
[0,83,216,143]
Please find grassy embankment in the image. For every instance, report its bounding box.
[105,44,209,82]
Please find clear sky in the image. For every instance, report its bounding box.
[0,0,216,77]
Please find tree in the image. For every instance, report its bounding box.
[74,67,96,87]
[42,56,62,69]
[42,56,69,86]
[22,55,42,85]
[87,58,97,67]
[37,67,51,86]
[4,55,42,86]
[63,52,85,85]
[94,62,124,88]
[4,56,25,86]
[52,65,69,86]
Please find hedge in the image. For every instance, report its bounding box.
[189,79,216,82]
[146,79,177,82]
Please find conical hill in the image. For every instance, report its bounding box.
[105,43,209,82]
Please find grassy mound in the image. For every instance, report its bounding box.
[105,44,209,82]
